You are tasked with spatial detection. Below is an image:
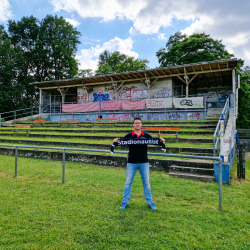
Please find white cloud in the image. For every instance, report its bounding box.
[76,37,138,71]
[158,33,167,40]
[49,0,146,22]
[0,0,12,22]
[64,18,80,27]
[50,0,250,65]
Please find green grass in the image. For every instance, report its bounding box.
[0,131,213,139]
[0,142,213,161]
[0,127,215,132]
[0,154,249,249]
[0,136,214,148]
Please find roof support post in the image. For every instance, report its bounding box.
[184,68,190,97]
[111,77,124,100]
[58,87,69,104]
[144,73,153,98]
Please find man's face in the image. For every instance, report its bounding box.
[133,119,142,130]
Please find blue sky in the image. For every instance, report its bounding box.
[1,0,250,72]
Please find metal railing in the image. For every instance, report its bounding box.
[42,94,208,114]
[0,144,223,209]
[0,107,39,127]
[213,97,230,157]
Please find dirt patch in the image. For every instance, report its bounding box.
[245,152,250,160]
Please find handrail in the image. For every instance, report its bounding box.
[0,143,223,209]
[213,97,230,157]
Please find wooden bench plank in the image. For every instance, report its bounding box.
[92,118,118,125]
[15,126,31,133]
[142,127,180,138]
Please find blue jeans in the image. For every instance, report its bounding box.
[122,162,153,205]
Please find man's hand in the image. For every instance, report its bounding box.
[113,137,119,143]
[159,137,165,143]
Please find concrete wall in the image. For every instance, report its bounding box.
[0,147,212,172]
[77,78,173,103]
[50,110,206,121]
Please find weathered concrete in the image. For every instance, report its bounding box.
[220,109,236,163]
[0,129,214,135]
[2,114,50,126]
[0,133,214,143]
[170,165,214,175]
[0,138,214,154]
[206,108,223,120]
[169,172,215,182]
[0,147,213,171]
[12,120,218,125]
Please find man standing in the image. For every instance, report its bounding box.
[113,117,165,210]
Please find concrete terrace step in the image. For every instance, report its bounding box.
[0,133,214,143]
[12,120,218,125]
[169,173,215,182]
[170,165,214,176]
[0,129,214,135]
[0,138,213,154]
[2,124,217,129]
[0,146,214,169]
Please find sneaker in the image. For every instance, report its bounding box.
[120,202,127,210]
[149,203,157,210]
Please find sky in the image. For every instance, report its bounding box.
[1,0,250,72]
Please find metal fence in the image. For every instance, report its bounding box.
[0,107,39,127]
[41,94,208,114]
[0,143,223,209]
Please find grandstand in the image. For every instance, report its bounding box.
[0,59,240,183]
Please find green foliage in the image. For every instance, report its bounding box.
[77,69,94,78]
[0,15,81,113]
[95,50,149,75]
[237,65,250,128]
[0,26,25,112]
[156,32,234,67]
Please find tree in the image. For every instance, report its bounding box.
[95,51,149,75]
[237,65,250,128]
[77,69,94,78]
[0,15,82,113]
[156,32,234,67]
[8,15,81,82]
[0,25,26,113]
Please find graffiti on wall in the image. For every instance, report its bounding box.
[131,111,147,120]
[187,112,202,120]
[198,90,231,101]
[123,86,137,91]
[148,113,165,121]
[93,89,110,102]
[167,112,183,120]
[74,114,84,121]
[104,86,115,92]
[102,113,130,121]
[151,87,171,98]
[120,89,148,100]
[51,115,60,122]
[88,114,98,121]
[77,92,87,103]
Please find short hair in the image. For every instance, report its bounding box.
[133,117,142,123]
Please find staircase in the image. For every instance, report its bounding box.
[206,108,223,120]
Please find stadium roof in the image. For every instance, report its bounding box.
[30,58,238,93]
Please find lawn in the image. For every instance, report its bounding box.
[0,154,249,249]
